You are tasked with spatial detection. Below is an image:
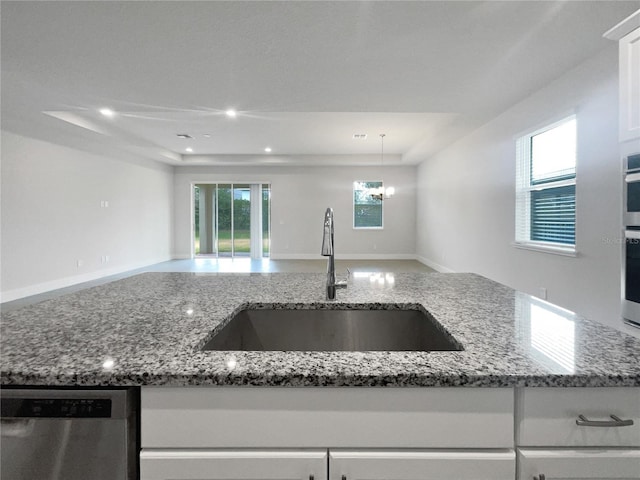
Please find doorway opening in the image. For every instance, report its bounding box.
[193,183,270,259]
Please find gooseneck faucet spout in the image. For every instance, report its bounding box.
[321,207,347,300]
[321,208,336,300]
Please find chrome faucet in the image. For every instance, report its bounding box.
[321,207,347,300]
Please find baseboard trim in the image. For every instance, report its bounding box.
[415,255,456,273]
[270,253,418,261]
[2,255,443,302]
[1,256,173,303]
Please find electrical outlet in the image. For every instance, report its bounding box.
[77,259,83,268]
[105,255,110,263]
[539,287,547,300]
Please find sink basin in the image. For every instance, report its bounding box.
[201,306,463,352]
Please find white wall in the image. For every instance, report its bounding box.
[416,45,635,335]
[173,165,416,259]
[1,131,174,301]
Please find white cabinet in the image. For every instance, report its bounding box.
[140,449,515,480]
[619,26,640,142]
[516,387,640,447]
[605,9,640,143]
[518,449,640,480]
[140,450,328,480]
[140,386,640,480]
[329,450,515,480]
[141,387,514,449]
[515,387,640,480]
[140,386,516,480]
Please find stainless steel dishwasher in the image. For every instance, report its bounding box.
[1,387,138,480]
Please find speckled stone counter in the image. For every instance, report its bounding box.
[1,272,639,387]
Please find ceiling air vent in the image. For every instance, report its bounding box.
[352,134,367,140]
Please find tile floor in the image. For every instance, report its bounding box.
[1,258,435,312]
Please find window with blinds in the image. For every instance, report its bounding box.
[515,115,576,253]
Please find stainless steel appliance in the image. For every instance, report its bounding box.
[623,228,640,328]
[1,387,138,480]
[624,153,640,225]
[623,153,640,328]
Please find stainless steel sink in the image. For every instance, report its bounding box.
[201,306,463,352]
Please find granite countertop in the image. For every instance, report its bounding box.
[1,272,639,387]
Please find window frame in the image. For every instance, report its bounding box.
[514,115,577,256]
[353,180,384,230]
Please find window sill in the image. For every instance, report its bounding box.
[512,242,577,257]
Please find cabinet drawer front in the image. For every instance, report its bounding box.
[517,388,640,447]
[518,448,640,479]
[140,449,328,480]
[330,450,515,480]
[142,387,513,449]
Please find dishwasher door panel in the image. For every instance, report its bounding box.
[1,388,137,480]
[2,418,129,480]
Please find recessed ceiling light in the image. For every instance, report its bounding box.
[185,147,193,153]
[203,134,211,138]
[225,109,237,118]
[99,108,115,117]
[176,133,192,139]
[264,147,272,153]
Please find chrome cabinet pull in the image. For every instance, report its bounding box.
[576,414,634,427]
[534,475,545,480]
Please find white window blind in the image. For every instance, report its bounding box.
[515,116,576,252]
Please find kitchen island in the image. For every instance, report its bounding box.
[2,272,640,480]
[1,271,639,387]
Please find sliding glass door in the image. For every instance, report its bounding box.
[193,183,270,258]
[217,184,232,256]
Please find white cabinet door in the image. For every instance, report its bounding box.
[140,449,328,480]
[516,387,640,447]
[518,449,640,480]
[620,26,640,142]
[329,450,515,480]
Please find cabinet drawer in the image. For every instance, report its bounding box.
[142,386,514,449]
[516,388,640,447]
[140,449,328,480]
[330,450,515,480]
[518,448,640,479]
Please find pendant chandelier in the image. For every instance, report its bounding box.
[369,133,395,201]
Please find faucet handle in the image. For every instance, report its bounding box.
[336,269,349,289]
